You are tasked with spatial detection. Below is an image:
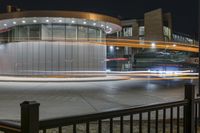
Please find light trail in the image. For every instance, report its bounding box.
[129,76,198,81]
[3,37,199,53]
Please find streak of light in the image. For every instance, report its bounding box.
[129,76,198,81]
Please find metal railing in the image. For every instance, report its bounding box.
[0,83,199,133]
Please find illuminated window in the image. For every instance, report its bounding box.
[139,26,145,36]
[122,26,132,37]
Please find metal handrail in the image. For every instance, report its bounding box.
[0,120,21,133]
[39,100,188,129]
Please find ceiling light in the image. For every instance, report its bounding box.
[3,24,7,27]
[93,23,96,26]
[22,20,26,24]
[72,20,75,23]
[101,24,104,27]
[173,44,176,47]
[59,20,62,23]
[46,20,49,23]
[33,20,37,23]
[83,21,87,24]
[106,26,109,28]
[13,21,17,24]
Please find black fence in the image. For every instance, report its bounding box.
[0,83,199,133]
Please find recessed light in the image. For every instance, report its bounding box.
[59,20,62,23]
[83,21,87,24]
[22,20,26,24]
[13,21,17,24]
[46,20,49,23]
[33,20,37,23]
[106,26,109,28]
[109,46,114,50]
[151,42,156,48]
[173,44,176,47]
[93,23,96,26]
[4,24,7,27]
[101,24,104,27]
[72,20,75,23]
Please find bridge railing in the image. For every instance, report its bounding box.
[0,83,199,133]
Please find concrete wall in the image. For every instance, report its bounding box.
[144,8,164,41]
[132,21,139,39]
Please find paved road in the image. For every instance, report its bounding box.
[0,79,198,120]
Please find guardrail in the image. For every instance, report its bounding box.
[0,83,199,133]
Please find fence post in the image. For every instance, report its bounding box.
[184,83,195,133]
[20,101,40,133]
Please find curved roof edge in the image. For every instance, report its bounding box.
[0,10,121,27]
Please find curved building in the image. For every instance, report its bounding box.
[0,11,121,76]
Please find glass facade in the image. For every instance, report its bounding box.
[0,24,106,76]
[1,24,105,42]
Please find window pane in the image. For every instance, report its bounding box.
[88,28,96,41]
[66,25,77,40]
[53,24,65,41]
[96,30,101,42]
[41,24,52,40]
[78,26,88,41]
[123,26,132,37]
[19,26,28,40]
[139,26,145,36]
[29,25,40,40]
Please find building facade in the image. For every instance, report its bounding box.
[0,8,198,76]
[107,8,198,71]
[0,10,121,76]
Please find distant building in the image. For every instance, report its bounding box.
[111,8,196,44]
[107,8,198,71]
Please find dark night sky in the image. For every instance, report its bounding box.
[0,0,199,39]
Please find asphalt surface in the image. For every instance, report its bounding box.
[0,79,198,120]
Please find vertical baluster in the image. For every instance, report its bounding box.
[98,120,102,133]
[183,105,185,132]
[120,116,123,133]
[177,106,180,133]
[110,118,113,133]
[139,113,142,133]
[163,108,166,133]
[195,103,198,133]
[198,103,200,128]
[148,111,151,133]
[86,122,90,133]
[130,114,133,133]
[170,107,173,133]
[73,124,76,133]
[58,127,62,133]
[155,110,158,133]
